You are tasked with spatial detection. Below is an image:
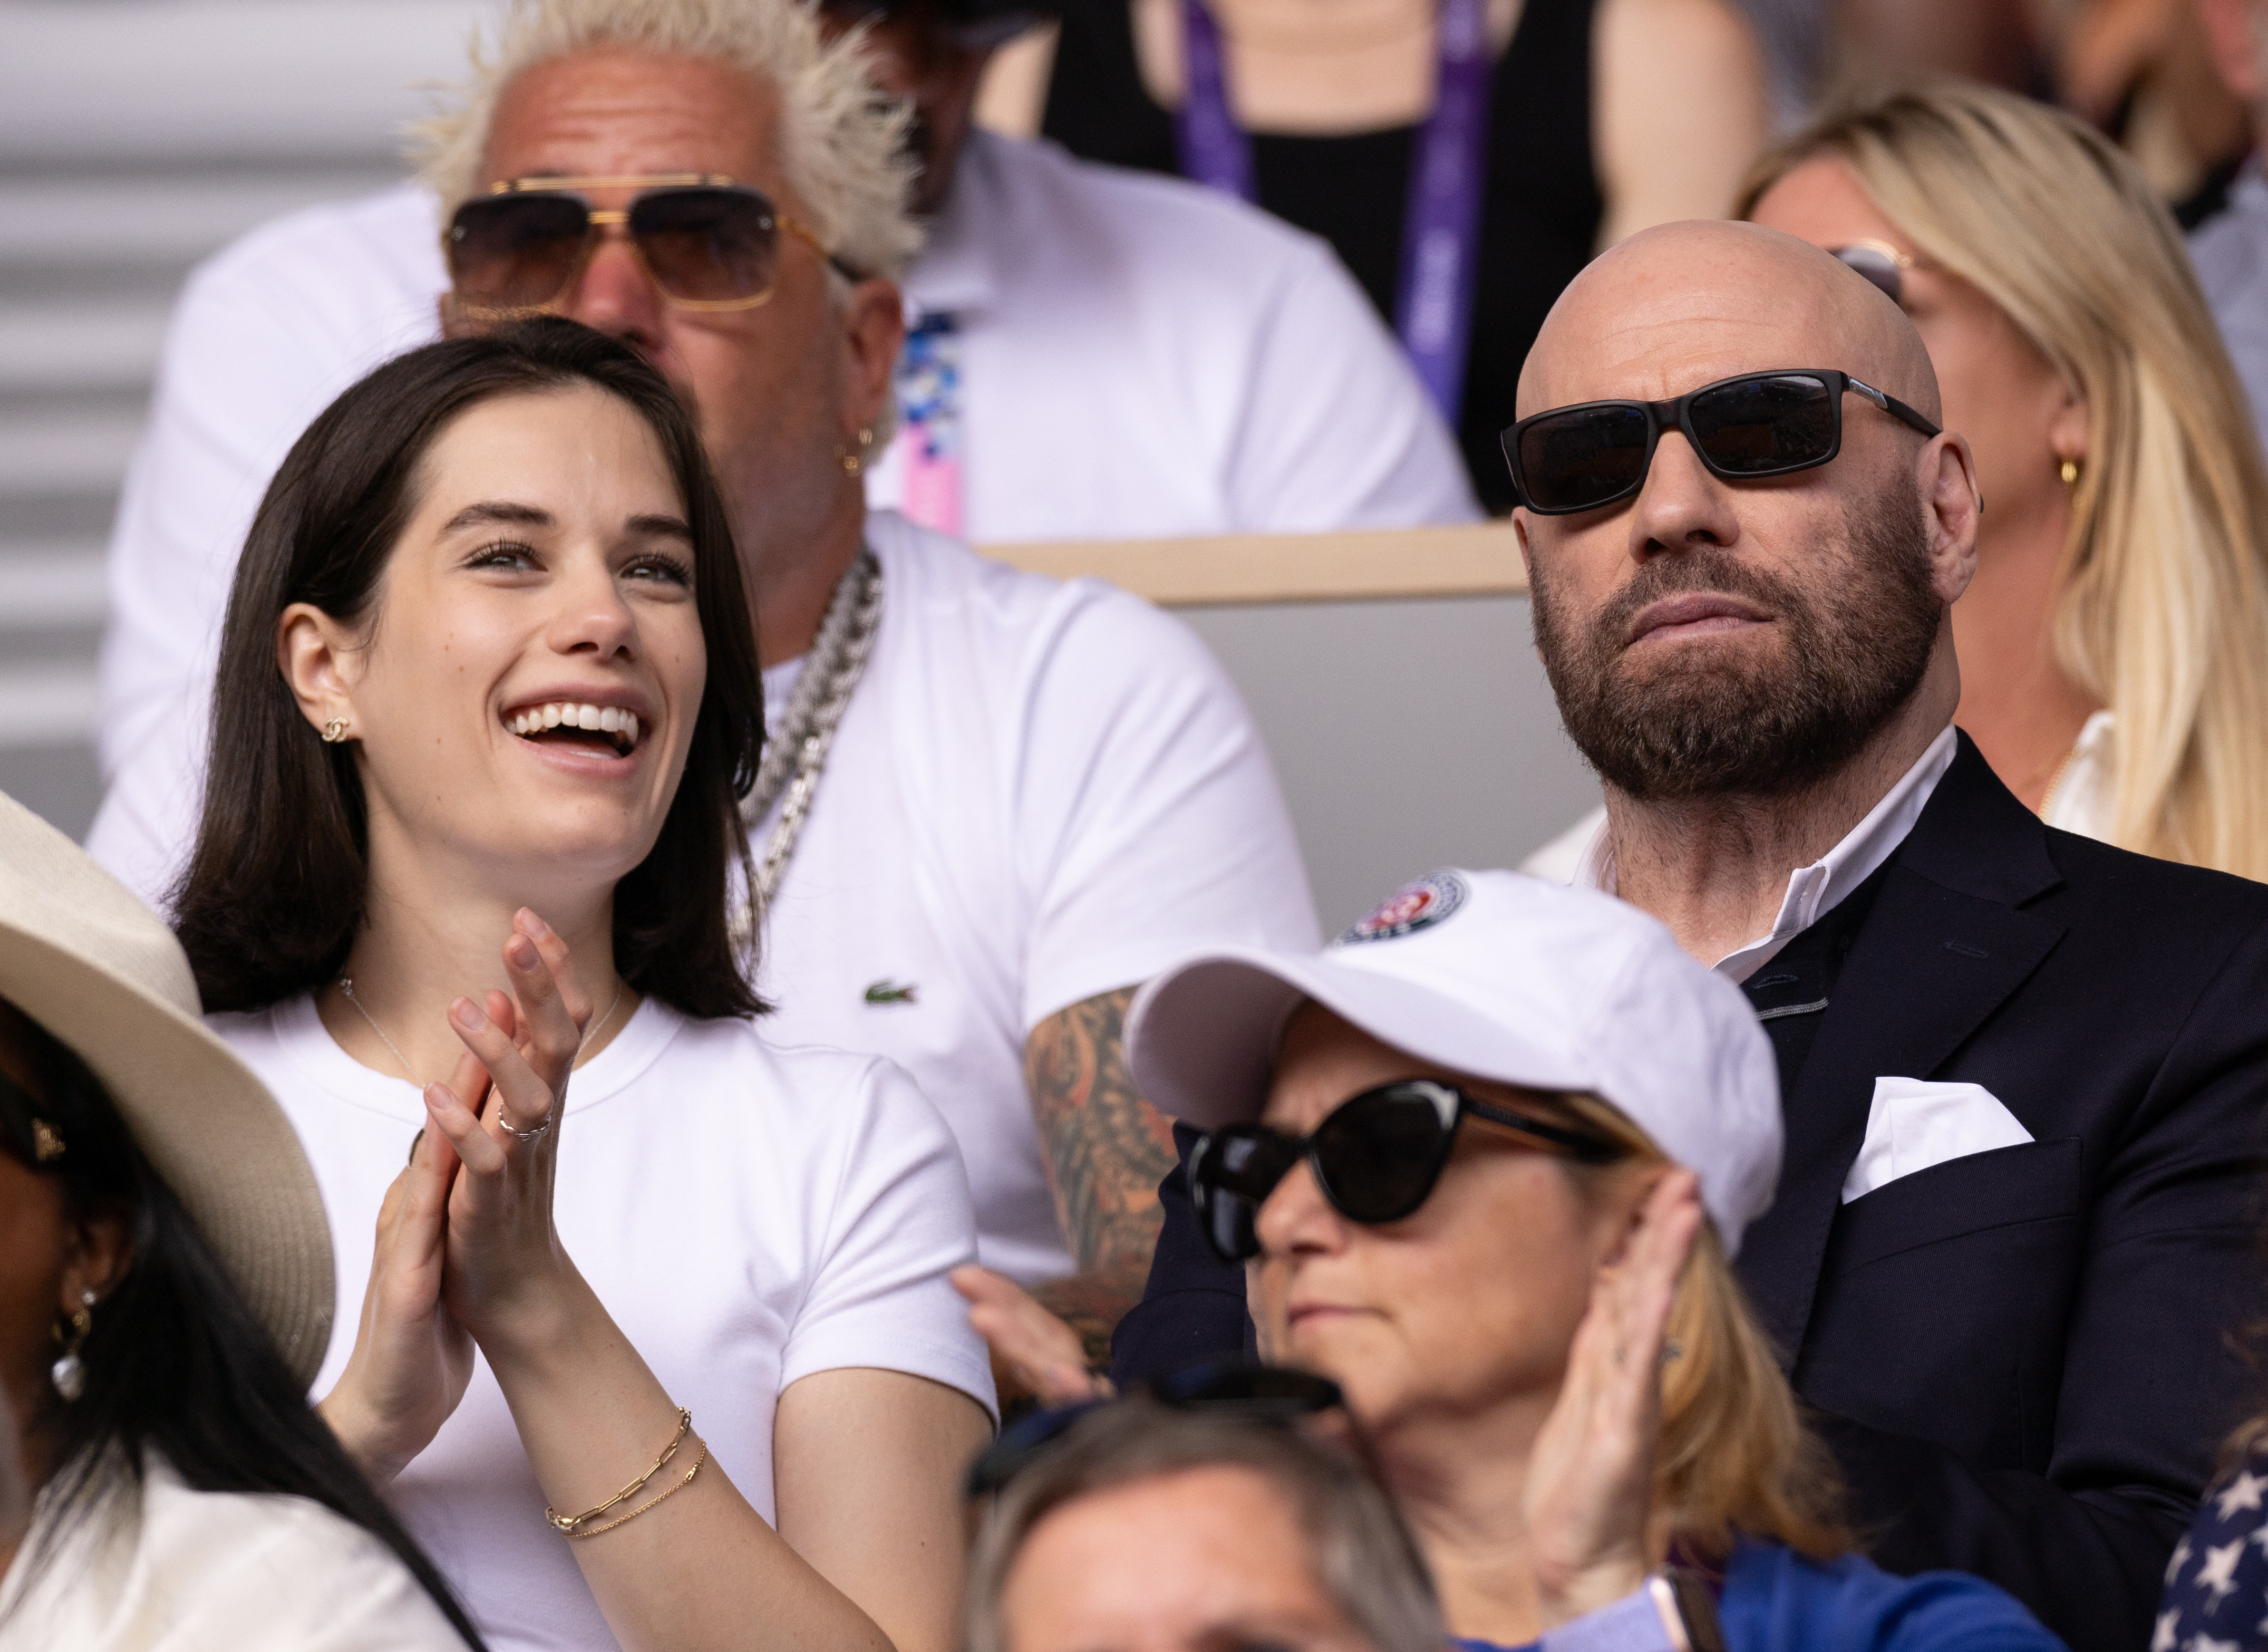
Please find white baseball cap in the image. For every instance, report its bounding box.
[1123,869,1783,1255]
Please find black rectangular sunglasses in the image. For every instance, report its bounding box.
[1500,368,1942,516]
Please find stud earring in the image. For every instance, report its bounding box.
[322,717,350,743]
[2059,457,2081,488]
[51,1290,95,1402]
[838,426,876,476]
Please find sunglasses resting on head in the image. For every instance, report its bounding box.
[966,1358,1346,1498]
[1188,1078,1626,1264]
[444,173,869,323]
[1500,366,1941,515]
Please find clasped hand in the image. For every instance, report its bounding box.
[320,910,595,1482]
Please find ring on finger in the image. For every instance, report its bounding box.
[498,1109,554,1144]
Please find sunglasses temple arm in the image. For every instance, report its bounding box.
[1460,1097,1622,1162]
[1849,376,1943,439]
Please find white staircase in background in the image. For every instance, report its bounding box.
[0,0,490,838]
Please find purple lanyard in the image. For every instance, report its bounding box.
[1175,0,1493,419]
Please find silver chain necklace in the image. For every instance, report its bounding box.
[739,546,884,920]
[336,975,625,1088]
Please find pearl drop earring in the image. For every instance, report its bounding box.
[50,1289,96,1402]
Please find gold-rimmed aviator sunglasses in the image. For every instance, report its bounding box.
[443,173,868,322]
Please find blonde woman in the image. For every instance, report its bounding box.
[1109,872,2059,1649]
[1741,81,2268,880]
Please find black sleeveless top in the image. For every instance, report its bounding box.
[1041,0,1605,511]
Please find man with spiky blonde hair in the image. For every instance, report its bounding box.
[91,0,1331,1381]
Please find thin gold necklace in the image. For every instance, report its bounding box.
[336,976,627,1088]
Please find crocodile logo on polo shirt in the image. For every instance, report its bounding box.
[864,979,919,1005]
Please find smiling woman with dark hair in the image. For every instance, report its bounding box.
[172,318,995,1652]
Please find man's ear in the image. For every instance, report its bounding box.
[838,276,909,442]
[1920,432,1982,607]
[277,602,366,740]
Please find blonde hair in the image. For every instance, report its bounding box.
[1739,82,2268,880]
[1556,1091,1850,1566]
[410,0,920,285]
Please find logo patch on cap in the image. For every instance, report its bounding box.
[1337,871,1468,944]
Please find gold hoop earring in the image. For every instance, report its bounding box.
[51,1291,95,1402]
[322,717,350,743]
[2059,458,2081,488]
[839,426,875,476]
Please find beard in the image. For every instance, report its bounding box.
[1530,491,1944,801]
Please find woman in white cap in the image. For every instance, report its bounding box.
[0,791,478,1648]
[168,319,994,1652]
[1117,870,2061,1651]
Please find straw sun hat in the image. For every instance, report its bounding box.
[0,790,332,1386]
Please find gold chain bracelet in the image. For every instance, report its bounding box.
[545,1408,694,1537]
[562,1440,706,1539]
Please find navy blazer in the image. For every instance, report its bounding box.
[1112,736,2268,1652]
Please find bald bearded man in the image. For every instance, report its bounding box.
[1102,224,2268,1652]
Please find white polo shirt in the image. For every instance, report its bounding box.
[750,511,1321,1280]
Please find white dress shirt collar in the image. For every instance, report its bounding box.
[1575,724,1960,981]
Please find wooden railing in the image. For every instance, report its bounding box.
[981,521,1528,607]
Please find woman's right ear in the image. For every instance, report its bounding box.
[276,602,360,740]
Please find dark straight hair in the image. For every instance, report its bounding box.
[173,318,764,1017]
[0,1000,483,1646]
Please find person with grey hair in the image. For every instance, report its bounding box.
[89,0,1322,1366]
[966,1398,1442,1652]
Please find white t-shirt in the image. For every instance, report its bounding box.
[211,992,995,1652]
[0,1451,464,1651]
[746,513,1321,1279]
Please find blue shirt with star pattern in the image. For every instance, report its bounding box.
[2159,1446,2268,1651]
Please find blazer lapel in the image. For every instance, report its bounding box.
[1738,737,2068,1365]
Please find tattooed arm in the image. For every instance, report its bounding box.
[1021,986,1177,1365]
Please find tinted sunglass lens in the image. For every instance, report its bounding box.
[447,195,591,313]
[1310,1088,1452,1223]
[631,187,780,304]
[1833,245,1904,304]
[1688,373,1837,476]
[1514,404,1653,512]
[1192,1128,1302,1262]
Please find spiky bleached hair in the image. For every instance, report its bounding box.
[410,0,920,285]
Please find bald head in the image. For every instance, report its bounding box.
[1519,221,1940,424]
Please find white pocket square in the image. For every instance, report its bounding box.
[1840,1078,2034,1204]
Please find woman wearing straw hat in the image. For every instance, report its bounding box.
[169,318,994,1652]
[1114,871,2059,1650]
[0,790,479,1648]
